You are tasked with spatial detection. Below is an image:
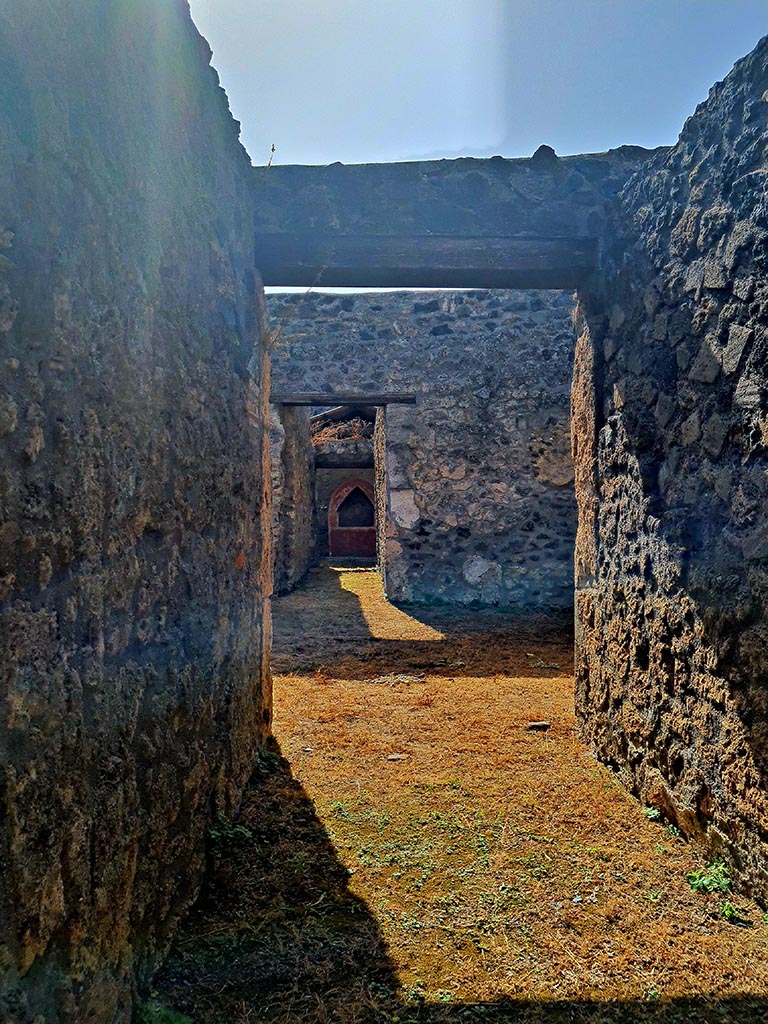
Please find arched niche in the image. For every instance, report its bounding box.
[328,478,377,558]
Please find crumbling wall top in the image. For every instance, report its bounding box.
[253,146,664,238]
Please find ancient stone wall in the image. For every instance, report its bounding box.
[270,406,314,593]
[269,290,577,608]
[374,410,388,570]
[253,146,660,239]
[575,37,768,897]
[0,2,270,1020]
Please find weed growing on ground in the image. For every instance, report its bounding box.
[686,860,731,894]
[640,888,665,904]
[402,979,426,1002]
[721,901,740,922]
[207,817,255,858]
[330,798,353,819]
[133,1003,192,1024]
[253,749,282,775]
[642,807,663,822]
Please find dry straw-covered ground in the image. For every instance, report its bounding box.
[153,566,768,1024]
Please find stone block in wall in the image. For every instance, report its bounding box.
[723,324,752,374]
[688,339,721,383]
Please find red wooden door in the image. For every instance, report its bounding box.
[328,479,377,558]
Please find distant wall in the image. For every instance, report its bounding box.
[575,37,768,896]
[270,406,314,593]
[270,290,577,608]
[0,3,270,1020]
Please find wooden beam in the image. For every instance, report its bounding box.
[255,233,597,289]
[272,392,417,406]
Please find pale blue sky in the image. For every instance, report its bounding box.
[188,1,767,166]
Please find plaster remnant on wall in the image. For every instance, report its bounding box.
[390,489,420,529]
[463,555,501,586]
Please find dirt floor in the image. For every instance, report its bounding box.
[152,565,768,1024]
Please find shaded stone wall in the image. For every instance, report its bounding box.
[270,406,314,593]
[0,2,270,1019]
[253,146,660,239]
[269,290,577,608]
[575,37,768,897]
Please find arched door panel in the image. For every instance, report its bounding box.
[328,479,376,558]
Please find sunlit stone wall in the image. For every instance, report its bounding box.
[574,36,768,898]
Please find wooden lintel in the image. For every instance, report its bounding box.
[272,393,417,406]
[255,233,597,290]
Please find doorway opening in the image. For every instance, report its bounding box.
[328,478,377,558]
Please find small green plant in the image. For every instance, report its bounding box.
[403,979,426,1002]
[253,749,281,776]
[357,846,378,866]
[721,900,739,922]
[329,799,353,819]
[530,657,560,669]
[367,980,396,1000]
[133,1002,192,1024]
[642,807,663,822]
[640,888,665,904]
[686,860,731,894]
[719,900,753,926]
[207,816,255,858]
[645,987,661,1001]
[398,912,424,933]
[666,824,683,839]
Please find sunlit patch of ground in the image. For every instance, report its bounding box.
[337,568,444,641]
[153,565,768,1024]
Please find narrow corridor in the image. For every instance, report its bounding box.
[154,567,768,1023]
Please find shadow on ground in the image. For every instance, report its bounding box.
[152,747,768,1024]
[270,563,573,680]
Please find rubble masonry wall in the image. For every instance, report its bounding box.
[574,37,768,897]
[270,290,577,608]
[0,3,271,1019]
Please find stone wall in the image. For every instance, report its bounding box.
[253,146,660,239]
[269,290,577,608]
[270,406,314,593]
[575,36,768,897]
[374,409,388,570]
[0,3,270,1020]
